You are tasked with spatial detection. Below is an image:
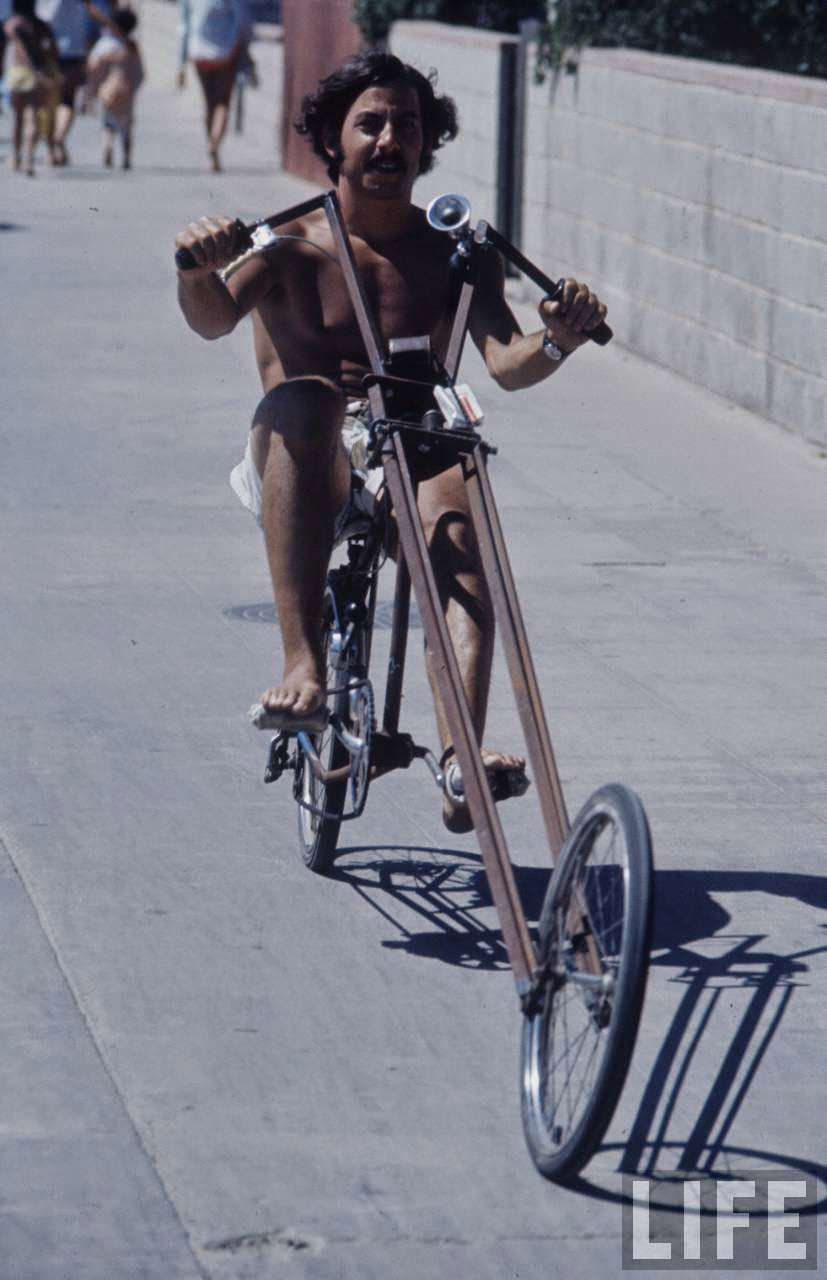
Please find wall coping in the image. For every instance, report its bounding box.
[394,20,826,106]
[576,47,827,109]
[392,20,518,51]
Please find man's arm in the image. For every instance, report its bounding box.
[468,248,607,392]
[174,216,279,340]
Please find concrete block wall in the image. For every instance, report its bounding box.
[390,21,517,224]
[524,47,827,445]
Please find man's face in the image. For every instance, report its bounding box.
[333,82,425,199]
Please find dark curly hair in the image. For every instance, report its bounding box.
[295,49,459,182]
[113,6,138,35]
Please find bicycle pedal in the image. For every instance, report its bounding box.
[445,761,530,805]
[249,701,329,733]
[264,732,291,784]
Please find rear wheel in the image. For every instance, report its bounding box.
[296,604,351,875]
[520,784,654,1181]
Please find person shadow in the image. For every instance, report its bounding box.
[332,845,827,1199]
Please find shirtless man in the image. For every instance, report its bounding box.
[175,50,607,832]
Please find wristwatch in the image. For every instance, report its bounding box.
[542,332,565,362]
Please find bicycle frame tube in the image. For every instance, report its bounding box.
[381,427,538,995]
[382,555,411,737]
[462,446,570,855]
[323,192,386,376]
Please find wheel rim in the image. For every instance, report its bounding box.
[298,626,339,848]
[524,802,635,1165]
[347,681,374,813]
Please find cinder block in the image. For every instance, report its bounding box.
[751,98,827,171]
[768,297,827,377]
[777,168,827,243]
[767,361,827,445]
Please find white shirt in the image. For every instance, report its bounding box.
[35,0,90,58]
[178,0,250,65]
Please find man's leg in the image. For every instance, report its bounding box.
[22,99,38,175]
[121,121,132,170]
[9,95,25,169]
[54,61,85,162]
[102,124,115,167]
[251,378,351,718]
[417,465,525,832]
[195,60,234,172]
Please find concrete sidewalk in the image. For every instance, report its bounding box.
[1,15,825,1279]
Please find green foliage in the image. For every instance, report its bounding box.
[354,0,546,46]
[539,0,827,79]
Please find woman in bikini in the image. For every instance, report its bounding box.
[4,0,60,174]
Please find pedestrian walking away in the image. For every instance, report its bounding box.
[85,3,143,169]
[177,0,250,172]
[35,0,93,163]
[4,0,60,173]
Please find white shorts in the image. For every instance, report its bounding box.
[229,401,384,543]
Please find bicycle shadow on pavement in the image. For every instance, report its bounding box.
[335,853,827,1201]
[576,868,827,1206]
[331,843,549,971]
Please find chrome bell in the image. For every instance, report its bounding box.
[426,193,472,237]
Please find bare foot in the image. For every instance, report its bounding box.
[260,659,323,721]
[208,145,221,173]
[442,747,527,834]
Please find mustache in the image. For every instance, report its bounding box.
[367,154,406,171]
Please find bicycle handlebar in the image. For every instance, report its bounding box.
[482,225,613,346]
[174,208,613,347]
[174,218,253,272]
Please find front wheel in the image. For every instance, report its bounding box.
[520,783,654,1182]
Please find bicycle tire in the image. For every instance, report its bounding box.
[296,603,351,875]
[520,783,654,1182]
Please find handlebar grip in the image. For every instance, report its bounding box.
[175,245,198,271]
[174,218,252,272]
[589,320,613,346]
[544,281,613,346]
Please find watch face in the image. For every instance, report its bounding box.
[543,334,563,361]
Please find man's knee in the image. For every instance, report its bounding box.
[253,377,346,449]
[420,473,479,574]
[424,509,476,570]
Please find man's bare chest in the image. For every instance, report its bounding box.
[280,243,452,347]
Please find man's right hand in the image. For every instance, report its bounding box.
[175,216,243,278]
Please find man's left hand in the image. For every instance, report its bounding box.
[539,280,607,354]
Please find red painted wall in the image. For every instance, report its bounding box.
[281,0,363,184]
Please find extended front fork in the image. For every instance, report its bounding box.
[380,429,575,1002]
